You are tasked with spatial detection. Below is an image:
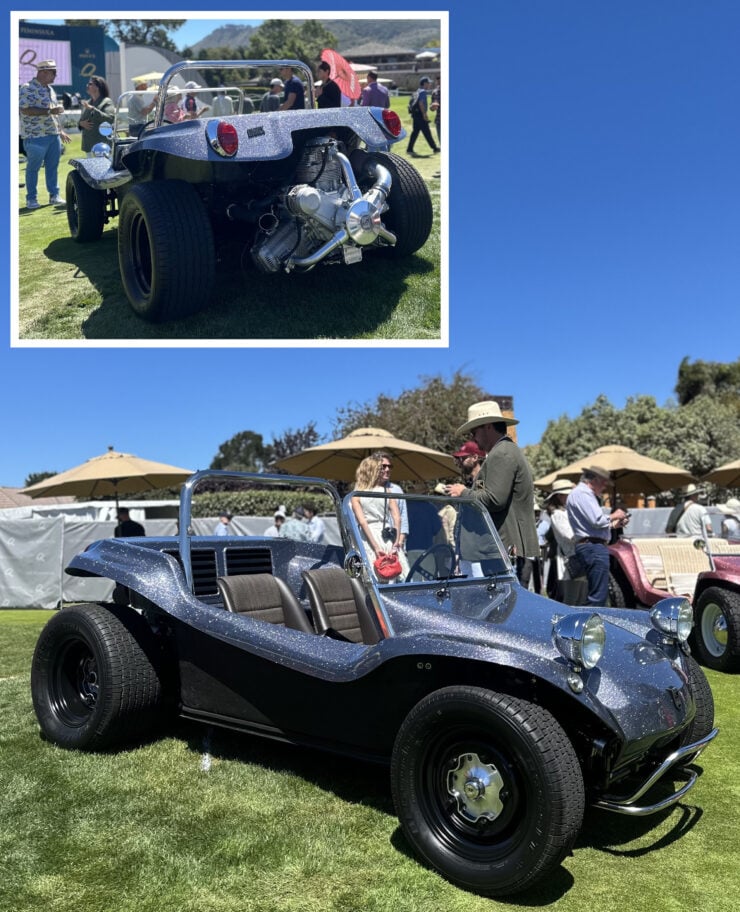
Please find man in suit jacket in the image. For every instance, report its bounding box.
[447,401,539,586]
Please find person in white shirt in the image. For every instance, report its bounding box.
[264,506,287,537]
[676,486,712,537]
[303,504,326,543]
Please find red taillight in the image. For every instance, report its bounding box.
[381,109,402,137]
[216,121,239,156]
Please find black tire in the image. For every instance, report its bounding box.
[679,654,715,745]
[690,586,740,672]
[66,170,105,242]
[31,603,164,750]
[361,151,433,256]
[118,180,215,322]
[391,686,585,897]
[607,571,627,608]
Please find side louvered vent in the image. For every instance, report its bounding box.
[164,548,218,597]
[225,547,273,576]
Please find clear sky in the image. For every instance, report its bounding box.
[6,2,739,488]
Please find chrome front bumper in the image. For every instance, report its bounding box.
[592,728,719,816]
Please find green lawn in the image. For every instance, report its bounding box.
[2,609,738,912]
[15,98,442,343]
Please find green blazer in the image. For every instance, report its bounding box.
[463,436,539,559]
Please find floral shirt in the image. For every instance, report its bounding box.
[19,78,61,138]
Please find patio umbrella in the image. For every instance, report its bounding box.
[534,445,696,497]
[320,49,361,100]
[22,447,194,509]
[702,458,740,489]
[273,428,457,482]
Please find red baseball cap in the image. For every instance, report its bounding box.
[453,440,486,459]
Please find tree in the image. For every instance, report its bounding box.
[210,431,272,472]
[103,20,186,52]
[270,422,322,463]
[24,471,57,488]
[675,356,740,407]
[246,19,337,70]
[333,370,493,456]
[526,391,740,495]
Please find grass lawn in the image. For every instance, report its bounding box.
[15,98,443,343]
[2,609,739,912]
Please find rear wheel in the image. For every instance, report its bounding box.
[118,180,215,322]
[357,151,433,256]
[391,686,585,897]
[66,170,105,242]
[31,603,164,750]
[690,586,740,672]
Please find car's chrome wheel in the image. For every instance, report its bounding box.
[691,587,740,673]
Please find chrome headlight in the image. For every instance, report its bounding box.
[553,612,606,670]
[91,142,111,158]
[650,597,693,642]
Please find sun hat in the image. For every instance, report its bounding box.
[545,478,575,500]
[419,76,431,85]
[683,483,702,498]
[583,465,612,482]
[274,505,287,520]
[184,80,202,90]
[35,59,57,70]
[452,440,486,460]
[718,497,740,515]
[132,75,149,85]
[456,401,519,435]
[270,78,284,87]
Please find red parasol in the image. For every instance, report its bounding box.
[320,48,361,100]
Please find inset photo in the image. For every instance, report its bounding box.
[13,13,447,346]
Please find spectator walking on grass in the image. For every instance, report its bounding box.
[19,59,71,209]
[406,76,439,157]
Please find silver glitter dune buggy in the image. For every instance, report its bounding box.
[66,60,434,322]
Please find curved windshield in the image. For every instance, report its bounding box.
[345,490,512,584]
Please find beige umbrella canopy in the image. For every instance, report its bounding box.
[22,447,194,508]
[273,428,457,483]
[534,445,696,496]
[702,458,740,489]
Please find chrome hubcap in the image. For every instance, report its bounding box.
[701,603,728,656]
[447,751,505,822]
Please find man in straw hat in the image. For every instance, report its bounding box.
[675,484,712,538]
[446,401,539,586]
[19,59,71,209]
[128,76,157,137]
[566,466,629,605]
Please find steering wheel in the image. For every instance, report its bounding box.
[405,543,457,582]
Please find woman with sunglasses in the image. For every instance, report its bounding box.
[351,454,409,582]
[78,76,115,154]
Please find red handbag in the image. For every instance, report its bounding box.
[373,552,403,580]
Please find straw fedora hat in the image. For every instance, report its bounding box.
[545,478,575,500]
[457,401,519,435]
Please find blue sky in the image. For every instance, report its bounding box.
[6,2,739,488]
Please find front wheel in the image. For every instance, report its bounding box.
[31,603,165,750]
[66,170,105,242]
[680,654,715,745]
[118,180,215,322]
[690,586,740,672]
[391,686,585,897]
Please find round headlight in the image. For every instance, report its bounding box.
[553,612,606,670]
[91,142,111,158]
[650,597,693,642]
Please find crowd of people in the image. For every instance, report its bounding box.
[19,58,440,211]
